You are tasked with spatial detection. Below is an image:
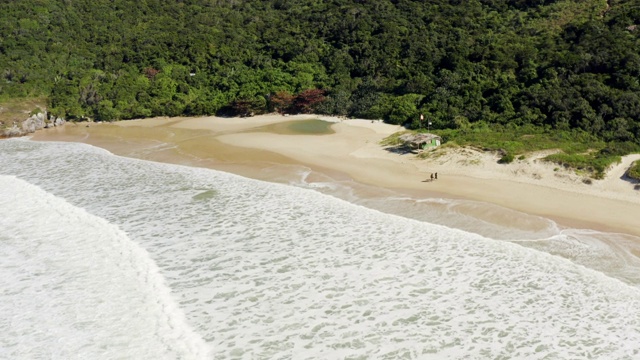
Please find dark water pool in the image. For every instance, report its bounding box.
[255,119,335,135]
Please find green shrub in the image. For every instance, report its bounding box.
[629,161,640,181]
[380,131,410,146]
[545,153,620,179]
[498,153,514,164]
[600,142,640,156]
[29,107,42,116]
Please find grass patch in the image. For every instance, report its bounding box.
[544,153,620,179]
[380,131,411,147]
[0,97,47,129]
[416,142,459,159]
[498,153,514,164]
[434,122,601,156]
[629,161,640,181]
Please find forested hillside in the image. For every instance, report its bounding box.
[1,0,639,143]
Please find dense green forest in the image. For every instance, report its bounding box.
[1,0,639,144]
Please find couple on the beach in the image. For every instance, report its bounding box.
[429,172,438,181]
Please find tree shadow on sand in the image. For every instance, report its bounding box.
[619,171,640,190]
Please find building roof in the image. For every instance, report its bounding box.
[399,133,441,146]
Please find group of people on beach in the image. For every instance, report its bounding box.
[428,172,438,181]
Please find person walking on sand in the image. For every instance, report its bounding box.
[435,172,438,180]
[430,173,434,181]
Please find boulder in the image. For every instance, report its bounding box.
[20,113,46,133]
[4,125,23,137]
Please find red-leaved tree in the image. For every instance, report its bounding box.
[292,89,326,114]
[143,67,160,80]
[270,91,295,114]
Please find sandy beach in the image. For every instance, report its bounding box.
[30,114,640,237]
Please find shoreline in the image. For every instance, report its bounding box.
[28,114,640,237]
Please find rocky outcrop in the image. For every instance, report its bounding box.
[3,125,23,137]
[21,112,46,133]
[2,111,66,138]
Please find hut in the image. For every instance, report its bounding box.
[399,133,442,151]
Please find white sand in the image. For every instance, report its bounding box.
[31,114,640,236]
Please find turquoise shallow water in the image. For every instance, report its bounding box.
[2,138,640,359]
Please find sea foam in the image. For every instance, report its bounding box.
[0,175,210,359]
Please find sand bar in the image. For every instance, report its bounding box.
[30,114,640,237]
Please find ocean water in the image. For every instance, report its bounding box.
[2,138,640,359]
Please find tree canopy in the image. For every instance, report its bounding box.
[1,0,639,143]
